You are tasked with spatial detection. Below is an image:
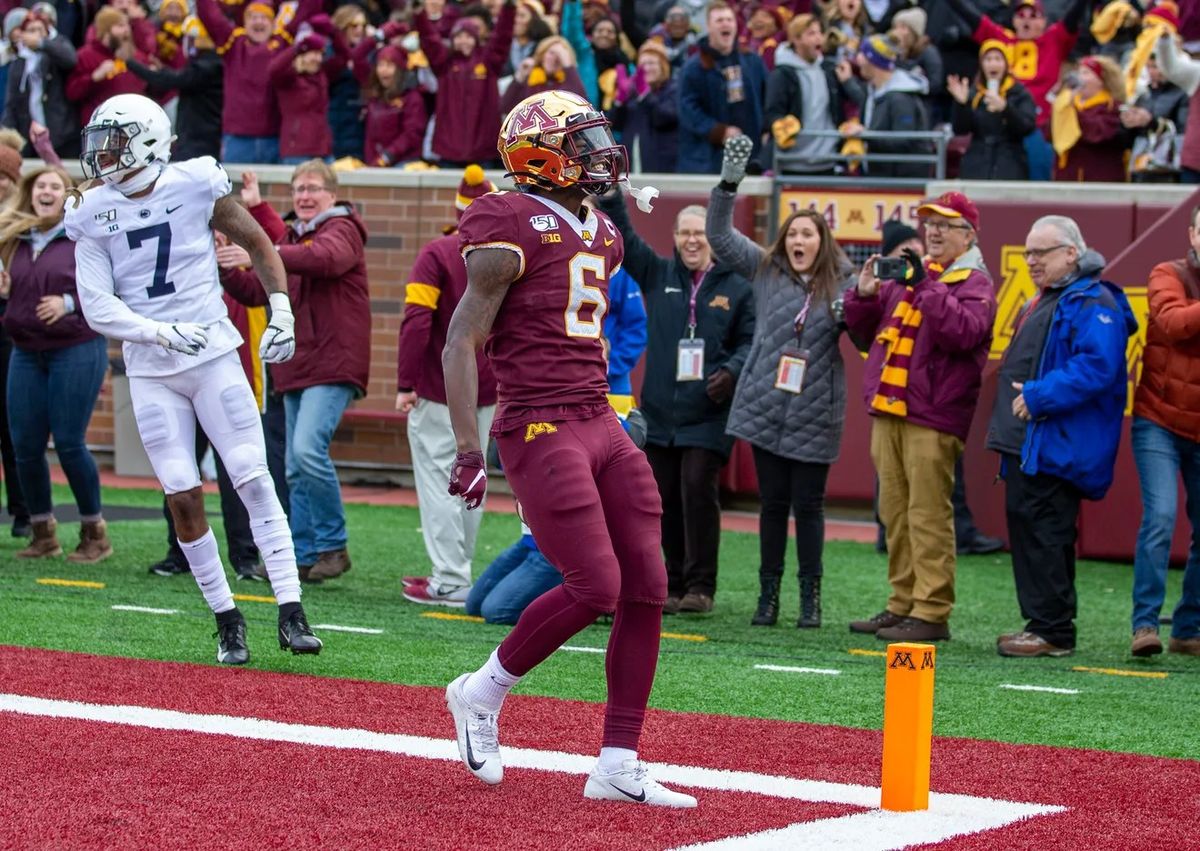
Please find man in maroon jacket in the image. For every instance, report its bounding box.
[66,7,149,125]
[222,162,370,583]
[416,0,514,166]
[196,0,320,164]
[397,165,499,607]
[844,192,996,643]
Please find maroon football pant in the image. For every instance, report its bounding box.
[495,411,667,750]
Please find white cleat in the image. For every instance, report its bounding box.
[583,759,698,808]
[445,673,503,785]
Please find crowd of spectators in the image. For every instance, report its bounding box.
[1,0,1199,180]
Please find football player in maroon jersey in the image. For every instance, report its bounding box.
[440,90,696,808]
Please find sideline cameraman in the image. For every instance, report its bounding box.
[844,192,996,643]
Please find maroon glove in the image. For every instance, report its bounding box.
[307,12,334,36]
[298,33,327,53]
[448,450,487,510]
[380,20,408,41]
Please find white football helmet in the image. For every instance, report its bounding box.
[80,94,175,184]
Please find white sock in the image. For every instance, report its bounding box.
[597,747,637,774]
[238,474,300,605]
[462,648,521,713]
[181,528,235,614]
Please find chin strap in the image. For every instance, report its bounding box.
[110,161,166,197]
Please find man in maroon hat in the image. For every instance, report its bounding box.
[396,165,500,607]
[942,0,1091,179]
[844,191,997,643]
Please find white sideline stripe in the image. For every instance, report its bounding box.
[0,694,1064,850]
[998,684,1080,695]
[310,624,384,635]
[754,664,841,676]
[111,605,180,616]
[561,646,605,654]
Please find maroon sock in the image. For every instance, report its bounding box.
[497,585,602,676]
[602,601,662,750]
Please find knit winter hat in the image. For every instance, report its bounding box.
[979,38,1012,63]
[94,6,126,40]
[891,7,926,39]
[1145,2,1180,32]
[451,18,482,40]
[880,220,920,257]
[859,34,897,71]
[456,164,495,218]
[159,0,188,19]
[29,1,55,26]
[0,146,21,185]
[637,39,670,78]
[245,0,276,19]
[376,44,408,67]
[3,7,27,38]
[1013,0,1045,17]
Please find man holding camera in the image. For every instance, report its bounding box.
[845,192,997,641]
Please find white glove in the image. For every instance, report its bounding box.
[157,322,209,355]
[260,291,296,364]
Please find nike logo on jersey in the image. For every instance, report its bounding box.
[610,783,647,802]
[464,722,486,771]
[603,238,615,247]
[166,205,182,214]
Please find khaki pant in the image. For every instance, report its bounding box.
[870,416,963,624]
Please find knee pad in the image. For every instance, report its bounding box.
[563,573,620,615]
[223,442,269,490]
[161,460,202,495]
[237,472,284,521]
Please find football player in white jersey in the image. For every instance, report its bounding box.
[64,93,322,665]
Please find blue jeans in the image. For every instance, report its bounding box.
[1131,417,1200,638]
[1023,129,1053,181]
[284,384,354,564]
[221,135,280,164]
[466,537,563,624]
[7,337,107,517]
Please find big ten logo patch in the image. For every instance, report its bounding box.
[991,245,1147,415]
[541,233,562,244]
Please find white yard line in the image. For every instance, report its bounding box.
[561,646,606,654]
[0,693,1065,850]
[754,664,841,676]
[998,684,1080,695]
[309,624,384,635]
[111,605,180,615]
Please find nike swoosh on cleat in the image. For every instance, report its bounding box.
[610,783,646,802]
[464,721,486,771]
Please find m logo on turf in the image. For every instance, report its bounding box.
[889,651,915,670]
[524,422,558,442]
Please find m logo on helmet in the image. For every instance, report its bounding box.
[508,100,558,137]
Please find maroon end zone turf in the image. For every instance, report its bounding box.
[0,646,1197,850]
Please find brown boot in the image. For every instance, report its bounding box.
[16,518,62,558]
[307,548,352,581]
[67,519,114,564]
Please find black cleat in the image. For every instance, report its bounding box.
[279,606,322,655]
[215,611,250,665]
[149,557,189,577]
[234,561,266,582]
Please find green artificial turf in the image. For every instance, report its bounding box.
[1,484,1197,759]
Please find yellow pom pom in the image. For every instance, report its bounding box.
[463,164,485,186]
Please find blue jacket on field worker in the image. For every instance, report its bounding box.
[1012,252,1138,500]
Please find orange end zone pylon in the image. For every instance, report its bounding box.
[880,642,937,811]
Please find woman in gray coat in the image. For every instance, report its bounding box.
[707,137,856,629]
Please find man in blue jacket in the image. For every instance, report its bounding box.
[676,1,766,174]
[986,215,1137,658]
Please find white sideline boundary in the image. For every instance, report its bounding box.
[0,693,1064,850]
